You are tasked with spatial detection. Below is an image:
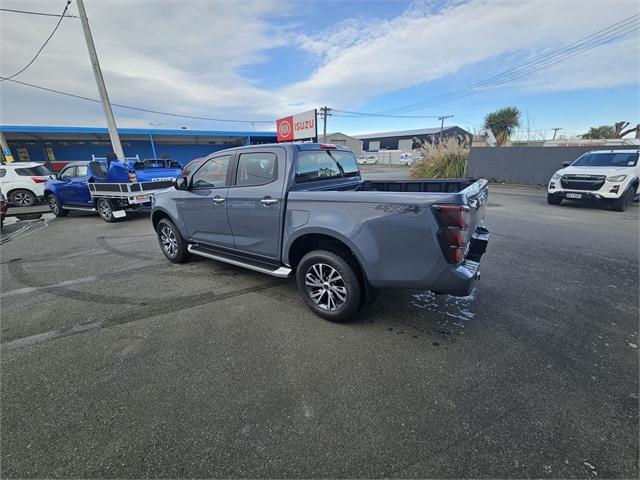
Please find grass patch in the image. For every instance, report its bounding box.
[410,150,469,179]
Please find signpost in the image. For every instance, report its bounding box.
[276,109,317,142]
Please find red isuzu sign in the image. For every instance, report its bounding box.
[277,109,317,142]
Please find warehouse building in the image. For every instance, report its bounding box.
[355,126,470,151]
[0,125,277,170]
[324,132,363,156]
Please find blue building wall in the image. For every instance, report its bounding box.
[9,141,235,167]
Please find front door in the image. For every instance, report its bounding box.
[56,166,78,203]
[179,154,234,248]
[226,148,286,260]
[67,164,92,205]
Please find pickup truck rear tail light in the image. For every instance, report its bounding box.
[432,204,471,264]
[128,172,137,183]
[30,176,47,183]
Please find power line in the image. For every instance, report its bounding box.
[331,109,442,119]
[0,7,79,18]
[377,14,640,114]
[1,77,275,124]
[0,1,72,81]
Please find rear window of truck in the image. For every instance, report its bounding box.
[295,150,359,183]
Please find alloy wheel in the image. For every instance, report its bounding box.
[160,225,178,257]
[98,200,112,220]
[304,263,347,311]
[48,196,59,214]
[13,192,33,207]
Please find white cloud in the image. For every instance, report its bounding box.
[0,0,638,129]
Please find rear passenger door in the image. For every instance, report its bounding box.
[179,154,234,248]
[226,148,286,260]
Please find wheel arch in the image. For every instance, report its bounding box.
[151,208,175,231]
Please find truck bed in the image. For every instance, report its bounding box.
[357,179,476,193]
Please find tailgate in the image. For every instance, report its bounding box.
[135,168,182,182]
[462,179,489,233]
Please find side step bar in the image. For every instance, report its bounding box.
[64,206,97,212]
[187,245,292,278]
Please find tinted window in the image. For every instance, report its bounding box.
[15,165,50,176]
[192,155,230,189]
[59,167,76,179]
[236,152,277,187]
[0,169,5,178]
[296,150,360,183]
[573,152,639,167]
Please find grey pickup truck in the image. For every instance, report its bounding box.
[151,143,490,322]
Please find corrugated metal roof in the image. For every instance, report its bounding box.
[0,125,276,137]
[353,126,461,140]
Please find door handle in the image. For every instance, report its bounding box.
[212,196,225,204]
[260,197,278,206]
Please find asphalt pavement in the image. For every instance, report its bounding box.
[1,176,638,478]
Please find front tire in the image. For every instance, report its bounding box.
[611,186,634,212]
[547,193,562,205]
[9,189,36,207]
[296,250,362,322]
[96,198,118,223]
[156,218,190,263]
[47,194,68,217]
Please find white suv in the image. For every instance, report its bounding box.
[547,150,639,212]
[0,162,51,207]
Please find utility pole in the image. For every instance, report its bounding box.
[551,127,562,140]
[0,130,14,163]
[438,115,454,143]
[319,106,331,142]
[76,0,124,159]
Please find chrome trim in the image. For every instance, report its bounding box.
[187,245,292,278]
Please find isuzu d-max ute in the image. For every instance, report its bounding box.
[547,149,640,212]
[151,143,490,321]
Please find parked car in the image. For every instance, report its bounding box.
[151,143,490,322]
[400,152,421,166]
[547,149,640,212]
[44,157,183,222]
[0,192,7,230]
[0,162,51,207]
[357,154,378,165]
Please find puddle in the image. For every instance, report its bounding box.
[386,288,480,339]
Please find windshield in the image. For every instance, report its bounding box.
[296,150,360,183]
[572,152,638,167]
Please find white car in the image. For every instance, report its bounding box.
[357,154,378,165]
[399,152,421,167]
[547,149,639,212]
[0,162,51,207]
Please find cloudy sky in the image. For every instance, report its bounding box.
[0,0,638,138]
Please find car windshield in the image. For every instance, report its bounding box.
[296,150,360,183]
[572,152,639,167]
[15,165,51,176]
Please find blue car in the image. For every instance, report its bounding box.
[45,158,183,222]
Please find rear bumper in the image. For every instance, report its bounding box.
[430,227,490,297]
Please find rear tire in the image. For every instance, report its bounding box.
[156,218,190,263]
[47,194,68,217]
[296,250,362,322]
[611,186,634,212]
[97,198,119,223]
[547,194,562,205]
[9,189,36,207]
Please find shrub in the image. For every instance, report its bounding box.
[410,150,469,179]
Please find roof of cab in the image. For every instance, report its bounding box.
[208,142,353,155]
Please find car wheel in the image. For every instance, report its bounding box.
[47,194,68,217]
[611,186,634,212]
[96,198,118,223]
[547,194,562,205]
[296,250,362,322]
[156,218,190,263]
[9,189,36,207]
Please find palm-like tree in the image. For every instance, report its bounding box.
[581,125,615,139]
[483,107,521,146]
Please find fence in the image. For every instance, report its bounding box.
[466,146,639,185]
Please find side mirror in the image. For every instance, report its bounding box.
[562,161,572,167]
[50,173,58,180]
[173,176,188,190]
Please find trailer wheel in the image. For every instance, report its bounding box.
[97,198,118,223]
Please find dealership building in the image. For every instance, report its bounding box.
[355,126,470,151]
[0,125,277,170]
